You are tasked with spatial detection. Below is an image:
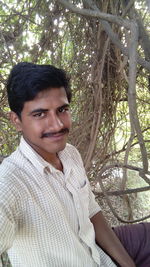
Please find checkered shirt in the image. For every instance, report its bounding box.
[0,137,116,267]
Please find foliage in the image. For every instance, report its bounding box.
[0,0,150,265]
[0,0,150,222]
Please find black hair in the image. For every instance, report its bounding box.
[7,62,72,118]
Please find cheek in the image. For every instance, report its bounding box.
[66,114,72,127]
[69,117,72,127]
[22,121,44,135]
[61,113,71,125]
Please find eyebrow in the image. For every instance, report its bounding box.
[28,104,70,116]
[57,104,70,110]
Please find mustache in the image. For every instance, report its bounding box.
[41,128,69,138]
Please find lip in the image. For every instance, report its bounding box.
[44,132,67,141]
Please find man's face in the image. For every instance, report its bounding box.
[11,87,72,161]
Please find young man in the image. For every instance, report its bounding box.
[0,62,147,266]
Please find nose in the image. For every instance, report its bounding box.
[46,113,64,132]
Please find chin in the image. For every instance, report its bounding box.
[48,142,67,154]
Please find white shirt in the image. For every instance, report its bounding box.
[0,137,116,267]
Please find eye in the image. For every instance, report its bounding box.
[33,112,45,118]
[58,106,70,113]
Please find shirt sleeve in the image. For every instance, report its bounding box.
[87,180,101,218]
[0,180,19,257]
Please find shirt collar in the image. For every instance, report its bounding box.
[19,136,73,177]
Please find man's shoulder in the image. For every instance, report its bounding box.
[0,147,26,180]
[65,143,78,152]
[64,143,83,165]
[0,147,31,203]
[65,143,81,157]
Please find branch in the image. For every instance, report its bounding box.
[94,185,150,197]
[98,166,150,223]
[98,163,150,177]
[122,0,135,17]
[98,163,150,186]
[58,0,150,72]
[57,0,131,28]
[0,30,14,65]
[128,21,148,172]
[137,14,150,62]
[99,20,150,72]
[84,38,109,170]
[121,129,135,190]
[103,127,150,162]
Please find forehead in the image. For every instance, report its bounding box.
[35,87,68,101]
[22,87,68,112]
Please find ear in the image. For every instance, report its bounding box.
[9,111,23,132]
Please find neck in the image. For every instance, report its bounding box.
[46,154,63,172]
[24,138,63,171]
[37,152,63,172]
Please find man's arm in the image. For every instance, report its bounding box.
[0,181,18,265]
[90,211,135,267]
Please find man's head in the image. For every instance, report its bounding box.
[7,62,72,161]
[7,62,72,118]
